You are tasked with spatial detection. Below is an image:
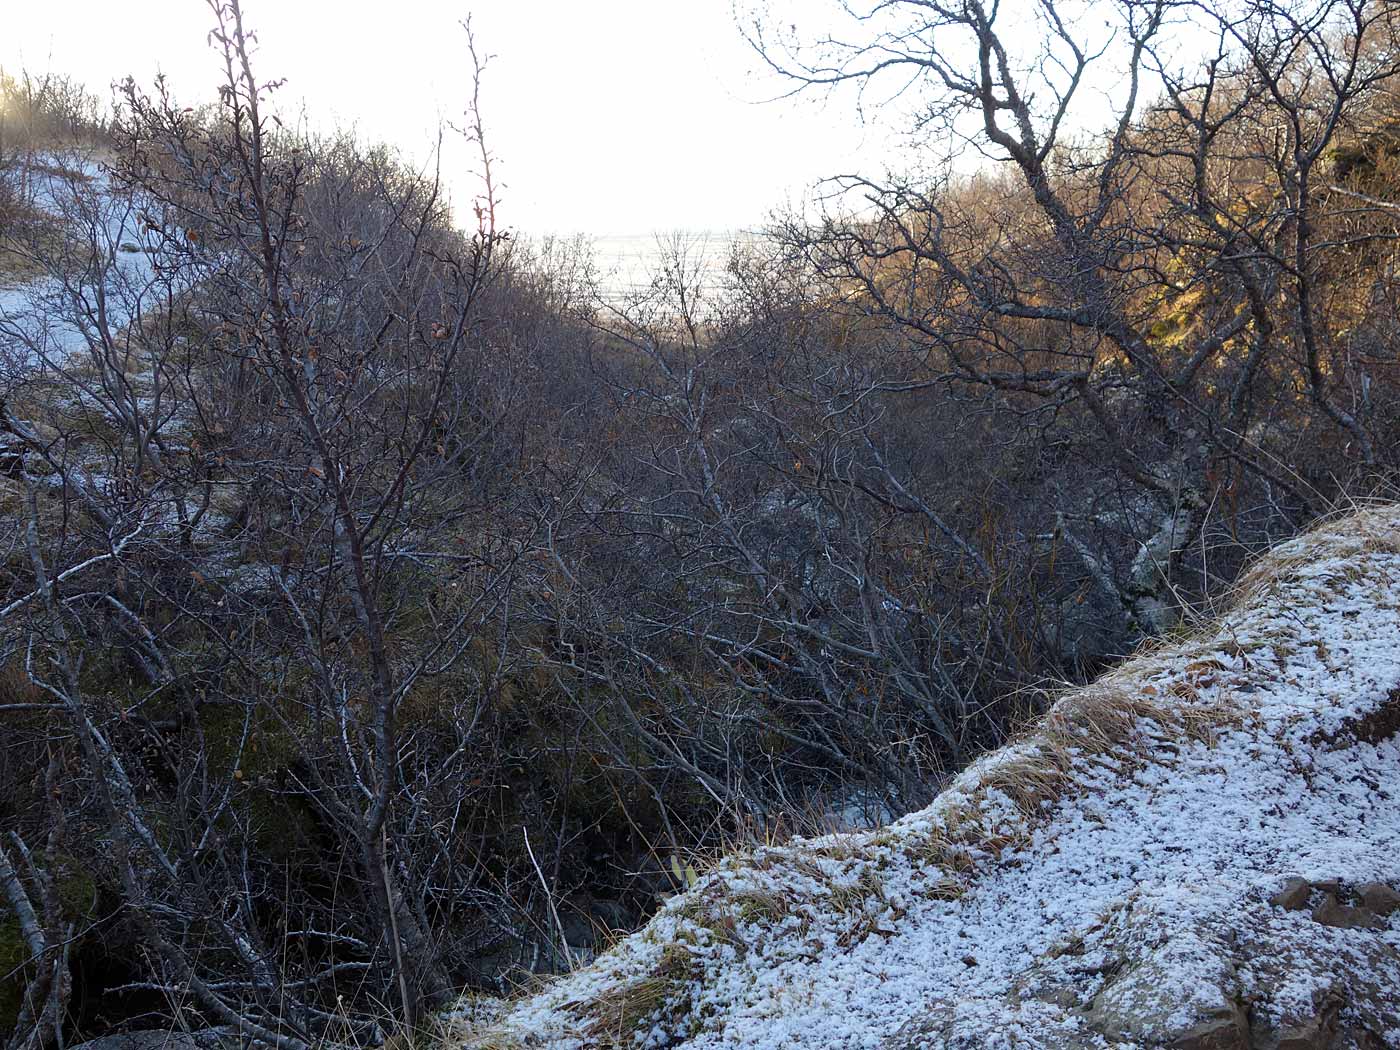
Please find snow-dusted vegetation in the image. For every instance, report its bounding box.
[6,2,1400,1049]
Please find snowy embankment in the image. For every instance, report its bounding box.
[455,504,1400,1050]
[0,152,163,365]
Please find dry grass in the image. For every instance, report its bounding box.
[0,659,45,706]
[729,886,794,926]
[0,197,63,283]
[1225,500,1400,612]
[573,941,702,1047]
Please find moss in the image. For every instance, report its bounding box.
[0,918,29,1034]
[199,700,302,781]
[397,670,477,730]
[244,791,321,860]
[190,703,322,860]
[55,864,98,918]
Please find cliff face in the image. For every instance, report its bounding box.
[456,505,1400,1050]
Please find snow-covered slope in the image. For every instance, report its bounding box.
[1,152,164,365]
[453,503,1400,1050]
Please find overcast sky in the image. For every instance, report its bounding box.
[2,0,907,236]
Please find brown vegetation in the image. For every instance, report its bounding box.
[3,1,1400,1049]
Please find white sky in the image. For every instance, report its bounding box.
[2,0,902,236]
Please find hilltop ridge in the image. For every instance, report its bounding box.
[457,504,1400,1050]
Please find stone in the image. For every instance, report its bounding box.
[1087,932,1249,1050]
[1269,878,1311,911]
[882,995,1098,1050]
[1310,892,1381,930]
[881,899,1400,1050]
[1169,1011,1252,1050]
[1356,881,1400,917]
[1241,926,1400,1050]
[68,1032,229,1050]
[1273,998,1340,1050]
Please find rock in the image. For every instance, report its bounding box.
[1170,1012,1252,1050]
[1085,919,1248,1050]
[883,996,1098,1050]
[1243,928,1400,1050]
[1271,990,1341,1050]
[68,1032,229,1050]
[1310,892,1381,930]
[1269,878,1311,911]
[997,894,1400,1050]
[1091,979,1249,1050]
[1356,881,1400,917]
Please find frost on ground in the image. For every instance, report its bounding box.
[1,152,165,364]
[452,504,1400,1050]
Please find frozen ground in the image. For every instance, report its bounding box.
[455,504,1400,1049]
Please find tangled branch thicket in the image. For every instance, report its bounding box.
[3,0,1400,1047]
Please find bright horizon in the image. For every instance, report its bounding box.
[1,0,912,238]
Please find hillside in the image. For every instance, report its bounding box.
[457,504,1400,1050]
[0,152,157,359]
[8,5,1400,1045]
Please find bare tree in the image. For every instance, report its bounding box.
[0,1,567,1041]
[739,0,1400,637]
